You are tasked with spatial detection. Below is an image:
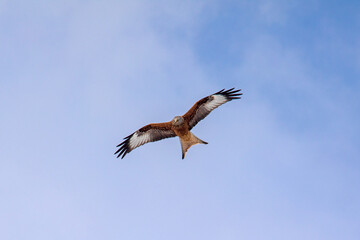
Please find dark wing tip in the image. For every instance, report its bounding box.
[215,88,226,94]
[115,134,133,159]
[216,88,242,100]
[120,150,129,159]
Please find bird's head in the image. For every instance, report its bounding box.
[172,116,184,126]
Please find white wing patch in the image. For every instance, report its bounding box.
[204,94,228,111]
[129,132,151,149]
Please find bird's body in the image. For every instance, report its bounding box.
[171,116,190,137]
[115,88,242,159]
[172,117,189,138]
[170,116,208,158]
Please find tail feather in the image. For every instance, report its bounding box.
[180,132,208,159]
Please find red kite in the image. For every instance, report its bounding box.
[115,88,242,159]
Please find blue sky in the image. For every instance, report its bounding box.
[1,0,359,239]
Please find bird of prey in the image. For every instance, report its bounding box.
[115,88,242,159]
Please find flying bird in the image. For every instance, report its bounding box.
[115,88,242,159]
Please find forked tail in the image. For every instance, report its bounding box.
[180,132,208,159]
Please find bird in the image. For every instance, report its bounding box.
[115,88,242,159]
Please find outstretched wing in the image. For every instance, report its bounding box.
[115,122,176,159]
[182,88,242,130]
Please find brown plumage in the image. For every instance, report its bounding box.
[115,88,242,159]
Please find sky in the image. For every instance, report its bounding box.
[1,0,359,239]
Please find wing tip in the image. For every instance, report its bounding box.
[115,135,132,159]
[215,88,242,100]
